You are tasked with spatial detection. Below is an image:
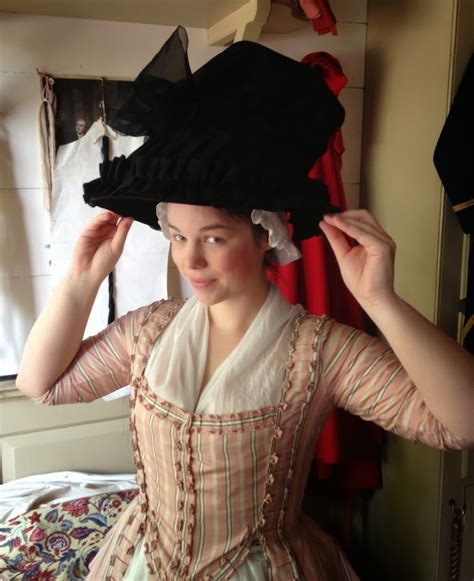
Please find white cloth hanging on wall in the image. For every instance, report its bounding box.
[38,75,57,211]
[51,120,170,342]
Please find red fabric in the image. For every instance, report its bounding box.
[271,52,383,493]
[298,0,322,19]
[311,0,337,36]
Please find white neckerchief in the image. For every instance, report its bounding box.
[144,284,303,414]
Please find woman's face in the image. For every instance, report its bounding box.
[167,203,269,306]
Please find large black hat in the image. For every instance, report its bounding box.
[83,26,345,240]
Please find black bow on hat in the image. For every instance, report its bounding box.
[83,26,345,240]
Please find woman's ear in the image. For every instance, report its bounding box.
[259,233,272,252]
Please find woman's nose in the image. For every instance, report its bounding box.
[184,243,207,269]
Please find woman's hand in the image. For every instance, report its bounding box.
[319,209,397,309]
[69,211,133,282]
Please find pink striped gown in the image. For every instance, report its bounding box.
[34,299,473,580]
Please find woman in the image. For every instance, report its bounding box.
[16,202,474,580]
[16,27,474,580]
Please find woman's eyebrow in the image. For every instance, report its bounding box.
[168,223,231,232]
[199,224,232,232]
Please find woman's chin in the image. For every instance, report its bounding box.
[192,287,227,307]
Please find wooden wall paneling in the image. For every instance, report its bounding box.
[0,395,129,439]
[0,74,42,189]
[261,22,366,88]
[1,418,134,482]
[0,188,50,278]
[0,275,51,375]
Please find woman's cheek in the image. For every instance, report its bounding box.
[220,244,261,277]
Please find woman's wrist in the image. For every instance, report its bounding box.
[60,269,104,314]
[64,267,104,293]
[358,291,405,328]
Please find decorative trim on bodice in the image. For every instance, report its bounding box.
[256,314,328,581]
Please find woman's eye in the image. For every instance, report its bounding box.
[206,236,221,244]
[172,234,185,242]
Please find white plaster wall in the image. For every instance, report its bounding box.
[0,2,367,374]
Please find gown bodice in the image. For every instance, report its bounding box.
[86,299,358,580]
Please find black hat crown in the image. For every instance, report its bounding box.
[83,26,345,240]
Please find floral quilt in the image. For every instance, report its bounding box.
[0,488,138,580]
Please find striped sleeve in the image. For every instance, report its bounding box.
[33,303,153,406]
[319,318,473,451]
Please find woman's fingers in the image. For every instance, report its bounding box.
[319,212,396,274]
[319,209,397,306]
[330,208,384,230]
[110,217,134,256]
[324,210,388,239]
[322,213,395,249]
[86,211,123,228]
[72,212,133,275]
[319,220,352,263]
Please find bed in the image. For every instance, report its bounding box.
[0,471,139,579]
[0,385,138,579]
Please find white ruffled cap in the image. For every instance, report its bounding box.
[156,202,171,239]
[156,202,301,265]
[250,210,301,265]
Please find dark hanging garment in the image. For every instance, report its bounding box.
[100,132,116,325]
[434,54,474,353]
[464,238,474,353]
[434,54,474,235]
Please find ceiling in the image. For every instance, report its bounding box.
[0,1,255,28]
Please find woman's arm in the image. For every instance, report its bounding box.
[320,210,474,442]
[16,212,133,399]
[363,293,474,441]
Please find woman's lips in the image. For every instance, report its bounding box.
[189,278,216,289]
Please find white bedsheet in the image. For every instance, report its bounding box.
[0,471,138,522]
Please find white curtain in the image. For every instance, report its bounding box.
[51,119,170,340]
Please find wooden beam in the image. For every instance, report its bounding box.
[208,0,271,46]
